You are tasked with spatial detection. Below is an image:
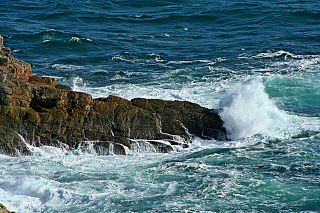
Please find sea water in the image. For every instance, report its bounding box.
[1,0,320,212]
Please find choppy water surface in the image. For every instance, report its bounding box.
[1,0,320,212]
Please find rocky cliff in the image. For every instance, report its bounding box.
[0,35,227,156]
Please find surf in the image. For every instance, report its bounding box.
[218,78,289,140]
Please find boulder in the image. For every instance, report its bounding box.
[0,35,227,156]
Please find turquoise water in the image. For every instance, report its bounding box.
[1,0,320,212]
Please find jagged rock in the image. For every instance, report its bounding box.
[0,35,227,156]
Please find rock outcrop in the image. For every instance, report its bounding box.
[0,35,227,156]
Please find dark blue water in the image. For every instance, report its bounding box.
[1,0,320,212]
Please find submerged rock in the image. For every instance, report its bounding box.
[0,35,227,156]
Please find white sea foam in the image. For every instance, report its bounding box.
[70,75,231,109]
[72,76,87,91]
[1,73,320,213]
[0,187,43,213]
[52,64,84,70]
[0,149,181,212]
[64,66,320,144]
[250,51,320,73]
[218,78,292,140]
[271,56,320,72]
[70,37,81,43]
[252,50,295,59]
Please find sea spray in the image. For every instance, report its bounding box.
[219,78,290,140]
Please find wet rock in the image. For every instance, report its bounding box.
[0,36,227,156]
[0,125,31,156]
[0,203,16,213]
[131,98,227,140]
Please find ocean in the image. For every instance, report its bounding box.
[1,0,320,212]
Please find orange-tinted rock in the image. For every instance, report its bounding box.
[0,203,16,213]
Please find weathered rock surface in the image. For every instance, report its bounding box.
[0,35,227,156]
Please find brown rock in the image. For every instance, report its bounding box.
[0,125,31,156]
[113,104,161,139]
[131,98,227,140]
[0,203,16,213]
[0,37,227,156]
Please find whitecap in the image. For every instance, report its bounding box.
[69,37,81,43]
[218,77,292,140]
[252,50,294,59]
[71,76,87,91]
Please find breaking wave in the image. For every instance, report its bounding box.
[218,78,291,140]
